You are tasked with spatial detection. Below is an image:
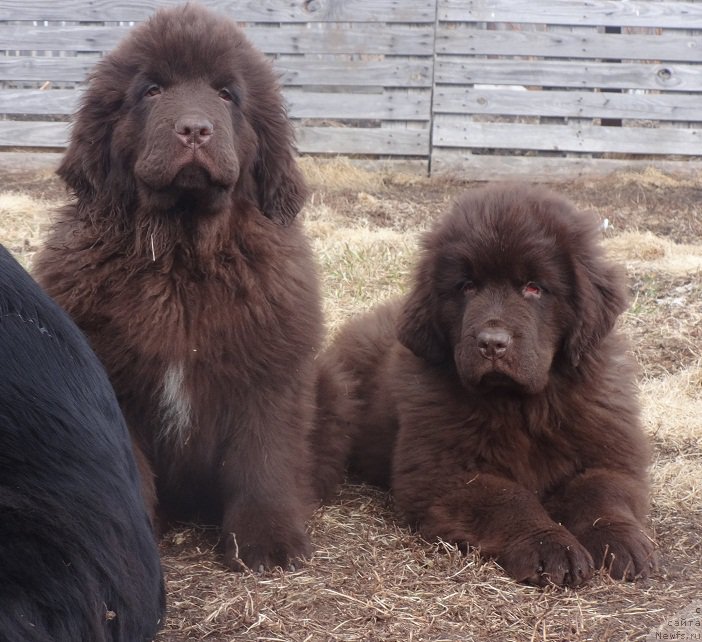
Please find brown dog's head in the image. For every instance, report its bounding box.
[59,3,306,225]
[397,185,628,394]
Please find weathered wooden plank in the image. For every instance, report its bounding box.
[0,25,125,53]
[248,24,435,56]
[296,125,429,155]
[286,89,431,120]
[0,23,435,57]
[0,54,433,88]
[0,88,432,121]
[0,120,70,147]
[431,150,702,180]
[433,118,702,155]
[276,57,433,88]
[0,89,77,115]
[434,87,702,123]
[0,120,431,155]
[439,0,702,29]
[1,0,436,23]
[0,55,97,83]
[435,59,702,92]
[24,84,702,126]
[436,26,701,63]
[0,150,429,177]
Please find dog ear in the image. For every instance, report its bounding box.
[254,144,307,226]
[396,261,448,364]
[250,98,308,226]
[564,249,628,367]
[57,61,134,215]
[58,92,112,200]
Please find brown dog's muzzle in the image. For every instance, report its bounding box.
[175,113,214,150]
[477,327,512,360]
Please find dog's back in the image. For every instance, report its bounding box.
[0,245,164,641]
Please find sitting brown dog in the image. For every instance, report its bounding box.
[34,5,321,572]
[314,184,656,587]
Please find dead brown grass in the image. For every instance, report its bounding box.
[0,191,50,267]
[1,160,701,642]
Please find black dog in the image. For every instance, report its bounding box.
[0,245,164,641]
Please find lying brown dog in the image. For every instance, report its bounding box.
[314,184,656,587]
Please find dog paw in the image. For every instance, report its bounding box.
[499,529,594,587]
[222,524,311,573]
[578,518,657,580]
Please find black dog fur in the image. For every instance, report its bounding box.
[0,245,164,641]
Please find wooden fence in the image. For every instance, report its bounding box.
[1,0,701,178]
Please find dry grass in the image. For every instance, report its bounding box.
[605,231,702,273]
[1,160,701,642]
[607,166,701,190]
[0,191,50,267]
[299,157,391,193]
[299,157,431,194]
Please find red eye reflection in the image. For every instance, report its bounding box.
[523,282,542,299]
[218,88,234,102]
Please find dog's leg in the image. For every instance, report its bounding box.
[545,469,657,580]
[395,469,595,587]
[218,386,315,572]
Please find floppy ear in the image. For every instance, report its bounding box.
[564,251,629,367]
[57,60,135,216]
[58,90,112,200]
[250,100,308,226]
[396,259,449,364]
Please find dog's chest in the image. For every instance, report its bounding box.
[471,401,579,493]
[99,249,308,448]
[134,270,278,446]
[154,342,245,449]
[149,297,240,447]
[158,362,193,446]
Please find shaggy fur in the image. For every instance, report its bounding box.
[314,185,656,587]
[33,4,322,571]
[0,245,164,641]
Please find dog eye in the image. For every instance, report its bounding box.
[144,84,161,98]
[523,282,542,299]
[218,88,234,102]
[462,280,477,294]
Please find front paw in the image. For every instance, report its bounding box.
[499,528,594,587]
[222,520,311,573]
[578,518,657,580]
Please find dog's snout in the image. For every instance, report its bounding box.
[175,115,214,148]
[478,328,512,360]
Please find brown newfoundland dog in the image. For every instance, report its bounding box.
[34,4,322,572]
[314,184,656,587]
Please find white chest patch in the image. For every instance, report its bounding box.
[158,362,192,446]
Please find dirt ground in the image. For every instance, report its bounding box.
[0,158,700,642]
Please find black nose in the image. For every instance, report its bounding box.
[175,115,213,148]
[478,328,512,360]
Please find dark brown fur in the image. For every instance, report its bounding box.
[33,4,322,572]
[314,185,656,587]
